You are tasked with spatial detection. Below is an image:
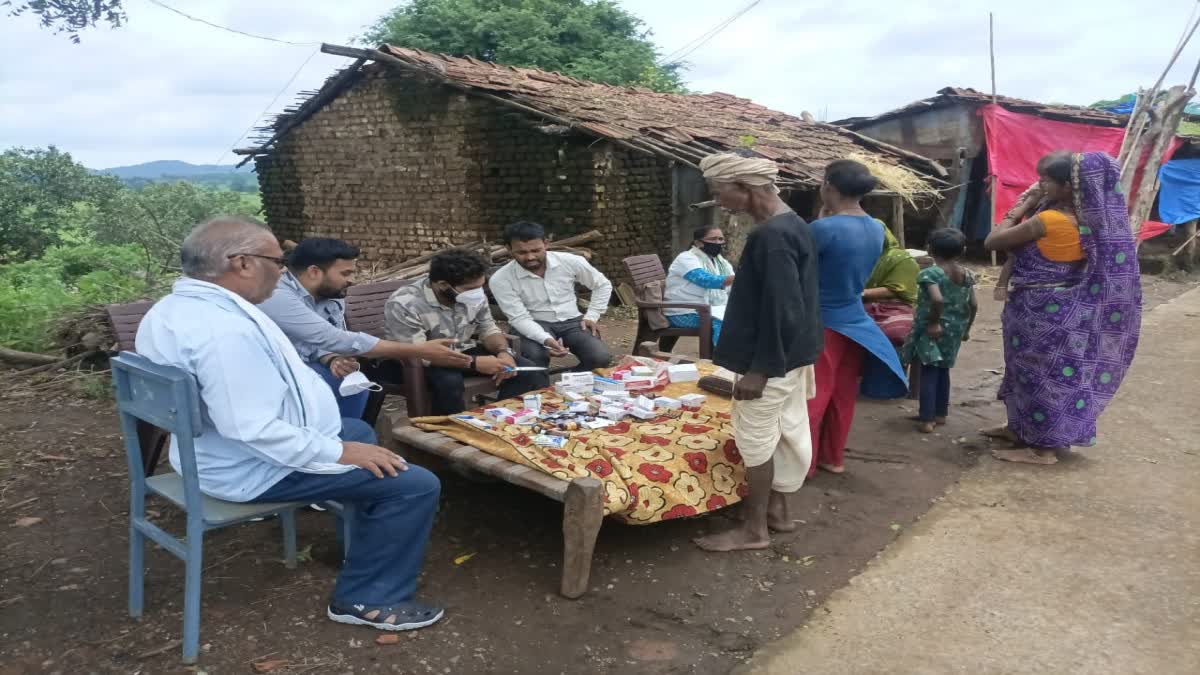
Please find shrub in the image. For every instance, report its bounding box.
[0,242,158,352]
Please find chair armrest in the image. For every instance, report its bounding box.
[636,301,711,313]
[400,358,431,418]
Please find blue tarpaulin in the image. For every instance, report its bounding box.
[1096,94,1200,116]
[1158,159,1200,225]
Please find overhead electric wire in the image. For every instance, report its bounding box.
[657,0,762,67]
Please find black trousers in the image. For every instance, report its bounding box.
[520,318,612,373]
[917,364,951,421]
[425,348,548,415]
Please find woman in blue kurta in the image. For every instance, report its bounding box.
[806,160,908,475]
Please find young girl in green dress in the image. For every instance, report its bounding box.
[901,229,978,433]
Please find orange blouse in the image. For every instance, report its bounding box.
[1035,209,1084,262]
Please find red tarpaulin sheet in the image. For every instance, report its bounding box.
[980,104,1182,223]
[1138,220,1171,241]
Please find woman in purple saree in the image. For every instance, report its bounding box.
[984,151,1142,465]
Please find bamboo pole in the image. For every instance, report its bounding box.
[989,12,999,266]
[1172,219,1198,269]
[1131,86,1193,241]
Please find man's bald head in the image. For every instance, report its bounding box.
[180,216,275,280]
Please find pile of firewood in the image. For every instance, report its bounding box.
[358,230,601,283]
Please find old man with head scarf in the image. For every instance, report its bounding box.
[692,152,824,553]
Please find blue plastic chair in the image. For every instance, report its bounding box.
[112,352,348,664]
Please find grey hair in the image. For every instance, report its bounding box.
[180,216,274,280]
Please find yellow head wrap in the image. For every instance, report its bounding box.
[699,153,780,194]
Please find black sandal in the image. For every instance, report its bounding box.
[327,600,445,631]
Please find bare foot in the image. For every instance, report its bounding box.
[694,525,770,552]
[818,463,844,474]
[991,448,1057,465]
[917,421,936,434]
[980,425,1019,443]
[768,493,796,532]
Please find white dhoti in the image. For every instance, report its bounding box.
[731,365,816,493]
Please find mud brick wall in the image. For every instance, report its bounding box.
[257,68,675,283]
[589,145,675,276]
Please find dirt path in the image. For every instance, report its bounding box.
[741,284,1200,675]
[0,274,1191,674]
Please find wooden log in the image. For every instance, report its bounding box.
[12,351,94,377]
[891,194,906,248]
[549,230,602,248]
[0,347,59,367]
[559,477,604,599]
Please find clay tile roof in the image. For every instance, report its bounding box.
[262,46,946,187]
[836,87,1127,129]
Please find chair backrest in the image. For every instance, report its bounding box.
[345,279,412,338]
[106,301,155,353]
[623,255,666,289]
[111,352,204,510]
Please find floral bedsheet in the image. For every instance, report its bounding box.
[411,370,746,525]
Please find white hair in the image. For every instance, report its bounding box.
[180,216,274,280]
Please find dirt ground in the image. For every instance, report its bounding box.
[0,273,1193,675]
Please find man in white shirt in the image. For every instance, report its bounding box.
[488,221,614,372]
[136,217,444,632]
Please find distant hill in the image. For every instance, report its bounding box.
[91,160,257,192]
[94,160,253,180]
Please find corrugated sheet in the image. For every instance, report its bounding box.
[838,87,1128,129]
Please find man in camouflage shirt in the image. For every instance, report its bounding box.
[385,249,548,415]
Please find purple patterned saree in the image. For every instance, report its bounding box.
[999,152,1142,449]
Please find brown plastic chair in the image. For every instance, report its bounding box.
[622,254,713,360]
[106,300,169,476]
[345,280,519,421]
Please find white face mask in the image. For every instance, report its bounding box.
[339,370,383,397]
[454,286,488,312]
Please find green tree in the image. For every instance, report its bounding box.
[4,1,125,43]
[91,181,262,274]
[362,0,686,92]
[0,146,124,262]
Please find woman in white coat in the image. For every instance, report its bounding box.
[664,226,735,346]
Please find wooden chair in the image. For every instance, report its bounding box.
[345,280,519,421]
[107,300,155,353]
[623,254,713,360]
[106,301,168,476]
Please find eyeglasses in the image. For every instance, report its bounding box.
[228,253,287,269]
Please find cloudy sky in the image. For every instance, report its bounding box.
[2,0,1198,169]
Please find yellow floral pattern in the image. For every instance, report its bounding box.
[412,366,747,524]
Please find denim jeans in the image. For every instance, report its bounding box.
[250,418,440,606]
[308,360,370,420]
[918,364,951,421]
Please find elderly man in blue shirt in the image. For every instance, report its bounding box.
[258,238,469,420]
[136,216,445,632]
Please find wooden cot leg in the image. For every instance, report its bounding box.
[560,477,604,599]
